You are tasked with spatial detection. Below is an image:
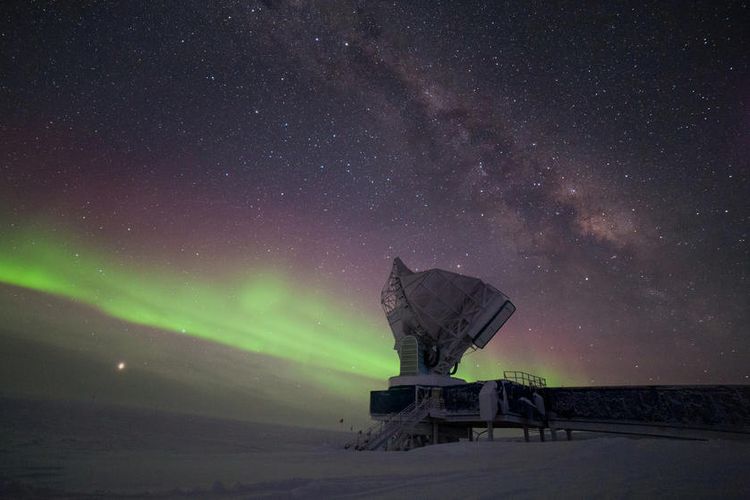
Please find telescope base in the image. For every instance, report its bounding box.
[388,374,466,388]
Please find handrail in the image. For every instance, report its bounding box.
[347,396,433,451]
[503,370,547,388]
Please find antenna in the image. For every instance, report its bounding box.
[381,258,516,377]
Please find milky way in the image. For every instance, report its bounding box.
[1,1,748,419]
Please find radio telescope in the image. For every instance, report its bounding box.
[381,258,516,382]
[353,258,749,452]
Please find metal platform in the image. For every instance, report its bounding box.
[545,384,750,440]
[359,379,750,450]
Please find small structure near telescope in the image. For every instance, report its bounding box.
[348,258,750,451]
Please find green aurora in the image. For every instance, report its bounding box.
[0,227,567,391]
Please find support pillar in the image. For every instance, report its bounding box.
[523,426,529,442]
[468,427,473,442]
[539,428,545,442]
[487,421,494,441]
[432,422,439,444]
[566,429,572,441]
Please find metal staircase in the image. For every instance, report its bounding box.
[348,397,433,451]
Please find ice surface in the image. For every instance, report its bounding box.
[2,396,749,498]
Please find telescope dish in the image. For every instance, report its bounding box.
[381,258,516,376]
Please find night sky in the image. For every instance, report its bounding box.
[1,2,748,423]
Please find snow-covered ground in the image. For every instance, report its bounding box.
[2,397,749,498]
